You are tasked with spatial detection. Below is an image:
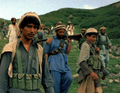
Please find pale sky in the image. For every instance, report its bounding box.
[0,0,119,20]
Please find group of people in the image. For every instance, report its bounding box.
[0,12,112,93]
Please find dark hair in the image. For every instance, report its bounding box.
[19,16,40,29]
[86,33,98,36]
[11,18,16,22]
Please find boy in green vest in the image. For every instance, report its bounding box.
[77,28,106,93]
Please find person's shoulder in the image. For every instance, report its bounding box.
[46,37,53,44]
[1,40,17,54]
[81,41,90,48]
[9,24,12,26]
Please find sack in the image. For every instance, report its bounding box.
[18,74,25,89]
[26,74,32,90]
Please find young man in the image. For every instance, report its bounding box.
[96,27,112,68]
[45,25,72,93]
[7,17,17,43]
[77,28,106,93]
[0,12,54,93]
[78,28,86,49]
[34,24,45,47]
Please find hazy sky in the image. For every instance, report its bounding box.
[0,0,119,20]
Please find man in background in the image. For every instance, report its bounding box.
[7,17,17,43]
[96,27,112,68]
[1,20,7,37]
[34,24,45,47]
[45,25,72,93]
[66,21,74,36]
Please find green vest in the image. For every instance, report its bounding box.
[9,43,41,90]
[87,47,102,70]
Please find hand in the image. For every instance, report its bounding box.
[95,47,100,53]
[67,37,71,43]
[102,75,106,80]
[90,72,99,81]
[109,45,112,48]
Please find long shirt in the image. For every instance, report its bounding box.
[0,39,54,93]
[45,36,71,73]
[7,24,17,43]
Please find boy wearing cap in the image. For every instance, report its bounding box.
[45,25,72,93]
[77,28,106,93]
[96,27,112,68]
[0,12,54,93]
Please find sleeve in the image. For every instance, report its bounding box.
[41,48,54,93]
[7,25,11,37]
[0,52,12,93]
[107,36,112,46]
[41,32,45,47]
[44,43,51,54]
[77,43,92,75]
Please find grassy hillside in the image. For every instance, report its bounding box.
[1,1,120,39]
[0,33,120,93]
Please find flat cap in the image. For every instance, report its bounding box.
[100,27,106,30]
[68,21,71,23]
[86,28,98,35]
[81,28,86,31]
[18,12,41,27]
[55,25,66,31]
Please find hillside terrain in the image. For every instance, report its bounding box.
[0,1,120,92]
[0,1,120,39]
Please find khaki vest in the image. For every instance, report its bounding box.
[1,40,43,78]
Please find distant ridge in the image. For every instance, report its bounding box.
[112,1,120,7]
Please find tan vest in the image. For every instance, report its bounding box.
[1,40,43,78]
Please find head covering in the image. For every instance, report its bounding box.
[68,21,71,24]
[55,25,66,31]
[100,27,106,31]
[81,28,86,31]
[85,28,98,35]
[58,21,62,25]
[18,12,41,28]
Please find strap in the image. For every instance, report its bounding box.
[36,49,39,74]
[90,47,95,55]
[49,40,64,55]
[16,46,23,73]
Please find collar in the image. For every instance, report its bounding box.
[17,39,38,49]
[53,36,64,41]
[85,40,93,47]
[99,33,107,36]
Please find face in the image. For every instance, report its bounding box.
[20,23,38,40]
[86,34,97,44]
[12,19,16,24]
[81,30,86,34]
[56,29,65,39]
[100,29,105,35]
[40,25,43,29]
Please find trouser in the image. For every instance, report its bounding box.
[100,53,109,68]
[50,71,72,93]
[2,30,6,36]
[78,75,102,93]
